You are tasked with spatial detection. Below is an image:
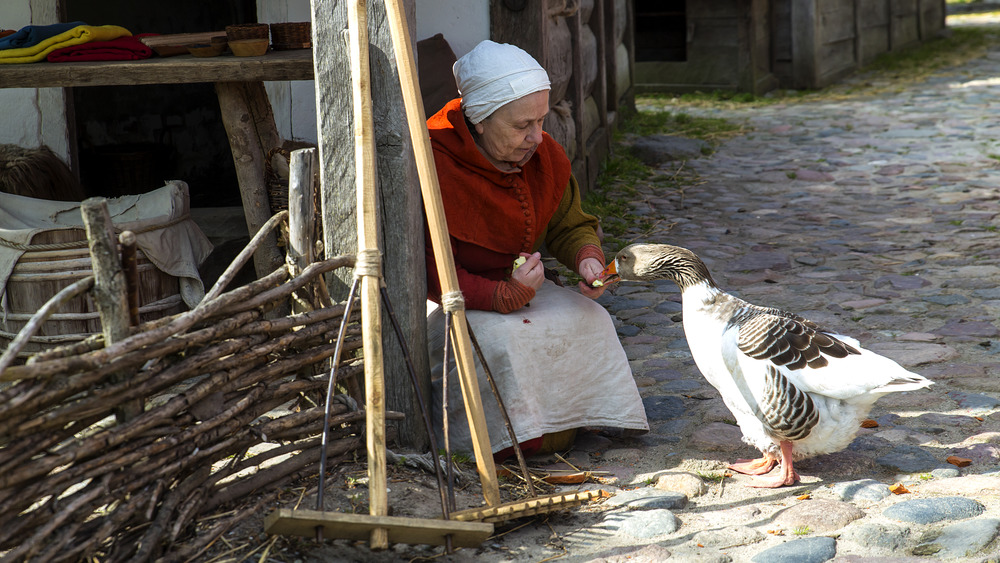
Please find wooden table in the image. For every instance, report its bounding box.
[0,49,315,278]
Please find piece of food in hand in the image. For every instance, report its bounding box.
[512,256,527,270]
[591,279,605,287]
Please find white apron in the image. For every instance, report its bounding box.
[427,281,648,454]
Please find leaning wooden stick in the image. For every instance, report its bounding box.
[383,0,501,507]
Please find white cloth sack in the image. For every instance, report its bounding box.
[0,180,214,315]
[427,281,648,454]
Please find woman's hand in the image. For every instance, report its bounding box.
[511,251,545,291]
[577,257,607,299]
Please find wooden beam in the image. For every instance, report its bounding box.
[264,509,493,548]
[0,50,313,89]
[215,82,285,280]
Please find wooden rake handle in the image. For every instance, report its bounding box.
[382,0,501,507]
[347,0,389,548]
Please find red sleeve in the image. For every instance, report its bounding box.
[425,231,500,311]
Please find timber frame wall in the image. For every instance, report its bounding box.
[634,0,947,94]
[774,0,947,89]
[491,0,635,196]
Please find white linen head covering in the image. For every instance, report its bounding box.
[453,40,551,124]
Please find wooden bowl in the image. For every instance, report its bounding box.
[229,38,269,57]
[187,43,225,57]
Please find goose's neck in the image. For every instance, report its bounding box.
[681,279,727,308]
[666,252,717,291]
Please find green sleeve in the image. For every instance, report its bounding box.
[540,174,601,270]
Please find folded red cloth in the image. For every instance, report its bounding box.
[46,33,154,62]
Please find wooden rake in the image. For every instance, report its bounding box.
[381,0,603,525]
[264,0,491,550]
[267,0,602,550]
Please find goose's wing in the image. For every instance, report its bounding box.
[729,305,860,370]
[727,304,930,399]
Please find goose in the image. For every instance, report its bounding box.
[600,243,933,488]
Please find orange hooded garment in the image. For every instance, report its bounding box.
[426,98,604,312]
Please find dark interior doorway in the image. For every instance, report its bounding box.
[634,0,687,62]
[65,0,257,207]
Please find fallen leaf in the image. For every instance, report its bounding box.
[947,456,972,467]
[889,483,910,494]
[860,419,879,428]
[796,494,811,500]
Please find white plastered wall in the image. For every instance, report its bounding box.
[0,0,71,161]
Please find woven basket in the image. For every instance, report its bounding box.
[265,147,290,214]
[270,22,311,50]
[226,23,269,42]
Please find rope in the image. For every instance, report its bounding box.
[353,248,382,279]
[440,290,465,313]
[0,213,193,252]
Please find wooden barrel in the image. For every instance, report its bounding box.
[1,227,185,357]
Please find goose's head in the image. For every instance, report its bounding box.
[600,244,714,289]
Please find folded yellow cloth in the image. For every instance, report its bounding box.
[0,25,131,64]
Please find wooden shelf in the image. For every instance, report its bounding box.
[0,48,313,89]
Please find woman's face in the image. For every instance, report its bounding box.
[474,90,549,165]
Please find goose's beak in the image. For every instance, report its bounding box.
[599,260,620,284]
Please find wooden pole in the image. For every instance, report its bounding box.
[382,0,501,507]
[287,148,318,314]
[80,198,141,422]
[288,148,316,274]
[215,81,285,281]
[347,0,389,549]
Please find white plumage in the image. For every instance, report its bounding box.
[602,243,933,487]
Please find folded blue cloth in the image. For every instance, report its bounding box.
[0,21,86,50]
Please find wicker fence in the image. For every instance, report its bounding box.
[0,212,381,562]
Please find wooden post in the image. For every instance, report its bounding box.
[287,149,316,272]
[311,0,430,449]
[288,148,318,314]
[215,81,285,281]
[80,198,141,422]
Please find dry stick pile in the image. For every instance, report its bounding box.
[0,252,397,562]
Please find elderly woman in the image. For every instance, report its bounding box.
[425,40,647,460]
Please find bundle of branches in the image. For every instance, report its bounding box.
[0,253,389,562]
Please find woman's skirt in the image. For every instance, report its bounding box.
[427,281,648,455]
